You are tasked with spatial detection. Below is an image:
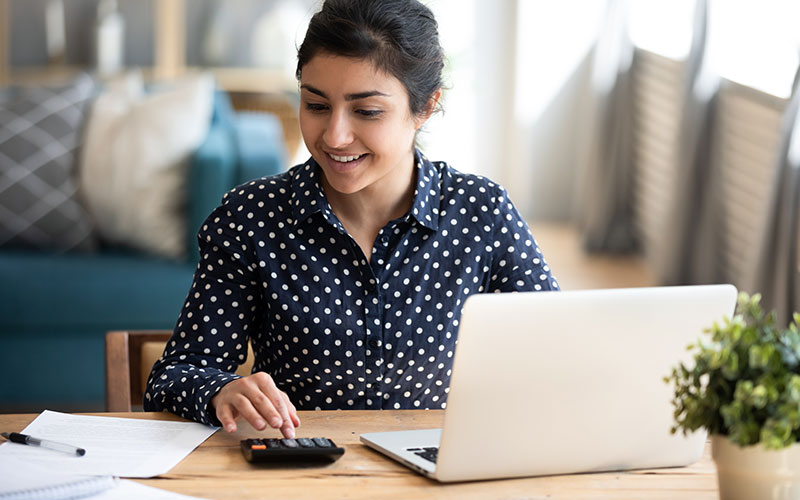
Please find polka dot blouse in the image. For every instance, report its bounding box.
[144,150,559,425]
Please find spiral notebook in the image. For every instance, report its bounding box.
[0,457,210,499]
[0,456,117,499]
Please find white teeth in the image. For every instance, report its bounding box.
[330,153,363,163]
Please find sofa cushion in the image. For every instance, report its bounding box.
[79,72,214,261]
[0,73,97,252]
[234,111,287,183]
[0,250,196,332]
[186,124,237,263]
[1,327,109,408]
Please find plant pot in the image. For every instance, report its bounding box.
[712,435,800,500]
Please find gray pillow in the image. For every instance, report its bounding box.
[0,73,97,251]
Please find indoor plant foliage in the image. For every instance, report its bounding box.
[667,292,800,449]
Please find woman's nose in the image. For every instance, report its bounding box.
[322,111,354,148]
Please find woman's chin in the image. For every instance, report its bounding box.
[323,177,366,195]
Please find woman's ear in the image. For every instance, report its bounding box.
[415,89,442,129]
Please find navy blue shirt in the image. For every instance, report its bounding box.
[144,151,559,425]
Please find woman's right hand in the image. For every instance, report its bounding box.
[211,372,300,438]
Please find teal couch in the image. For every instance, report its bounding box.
[0,92,287,411]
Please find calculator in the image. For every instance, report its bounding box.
[240,437,345,463]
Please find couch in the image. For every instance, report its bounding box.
[0,90,287,411]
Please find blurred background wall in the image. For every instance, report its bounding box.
[1,0,800,410]
[2,0,800,319]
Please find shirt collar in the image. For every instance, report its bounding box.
[408,149,440,231]
[289,158,333,228]
[289,150,440,231]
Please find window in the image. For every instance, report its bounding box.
[708,0,800,99]
[629,0,800,98]
[628,0,695,61]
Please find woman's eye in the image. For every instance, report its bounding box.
[305,103,328,112]
[357,109,383,118]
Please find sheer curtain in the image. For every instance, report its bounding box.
[749,65,800,325]
[576,0,637,252]
[656,0,721,285]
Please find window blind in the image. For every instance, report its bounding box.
[630,48,788,288]
[631,49,685,263]
[711,81,785,287]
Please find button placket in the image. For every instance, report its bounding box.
[361,261,383,407]
[369,233,399,408]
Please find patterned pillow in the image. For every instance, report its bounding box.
[0,73,97,251]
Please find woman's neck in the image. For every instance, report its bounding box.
[323,153,417,230]
[321,152,417,260]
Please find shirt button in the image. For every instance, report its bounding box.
[368,338,381,349]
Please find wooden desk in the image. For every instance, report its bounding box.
[1,411,718,499]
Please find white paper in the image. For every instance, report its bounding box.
[94,480,212,500]
[0,410,217,478]
[0,457,208,500]
[0,455,116,497]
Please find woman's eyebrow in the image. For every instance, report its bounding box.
[301,84,389,101]
[345,90,390,101]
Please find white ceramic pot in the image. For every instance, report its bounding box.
[712,435,800,500]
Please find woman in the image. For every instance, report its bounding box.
[145,0,558,439]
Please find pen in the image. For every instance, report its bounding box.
[1,432,86,456]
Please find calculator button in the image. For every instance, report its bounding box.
[312,437,333,447]
[281,438,299,448]
[240,437,344,463]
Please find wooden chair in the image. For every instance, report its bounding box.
[105,330,254,412]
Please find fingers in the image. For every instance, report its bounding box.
[215,403,238,433]
[286,396,301,428]
[279,393,300,438]
[212,374,299,438]
[252,374,297,438]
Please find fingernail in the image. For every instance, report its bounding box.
[269,417,282,428]
[254,418,266,429]
[285,426,295,439]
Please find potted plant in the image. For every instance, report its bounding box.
[666,292,800,500]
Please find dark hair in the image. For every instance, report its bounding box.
[296,0,444,117]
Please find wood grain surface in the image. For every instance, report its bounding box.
[0,411,718,499]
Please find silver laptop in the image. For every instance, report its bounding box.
[360,284,737,482]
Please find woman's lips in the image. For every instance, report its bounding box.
[325,152,368,173]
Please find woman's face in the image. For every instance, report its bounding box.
[299,54,428,197]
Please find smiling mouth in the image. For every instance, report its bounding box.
[328,153,366,163]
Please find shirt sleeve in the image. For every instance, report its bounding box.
[487,186,559,293]
[144,197,263,426]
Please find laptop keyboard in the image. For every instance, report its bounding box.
[406,446,438,464]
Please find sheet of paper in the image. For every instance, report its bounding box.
[0,455,115,497]
[94,480,212,500]
[0,457,209,500]
[0,410,217,478]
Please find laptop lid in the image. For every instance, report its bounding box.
[362,284,738,482]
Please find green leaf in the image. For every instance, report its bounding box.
[666,291,800,449]
[751,385,768,409]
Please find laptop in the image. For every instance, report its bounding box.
[360,284,738,482]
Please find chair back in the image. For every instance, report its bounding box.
[105,330,254,411]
